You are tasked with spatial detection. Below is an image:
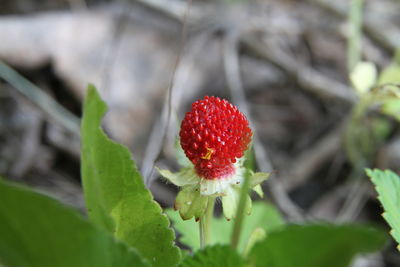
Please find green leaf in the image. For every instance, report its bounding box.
[350,61,377,94]
[248,224,387,267]
[81,85,180,266]
[179,245,244,267]
[378,64,400,85]
[366,168,400,249]
[166,201,285,252]
[0,178,148,267]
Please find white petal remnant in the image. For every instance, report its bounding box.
[199,176,242,197]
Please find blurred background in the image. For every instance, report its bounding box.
[0,0,400,265]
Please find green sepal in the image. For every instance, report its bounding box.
[252,185,264,198]
[175,185,209,220]
[249,172,271,188]
[249,172,270,198]
[221,186,252,220]
[157,167,199,187]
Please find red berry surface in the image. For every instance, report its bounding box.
[179,96,252,180]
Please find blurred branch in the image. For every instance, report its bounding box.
[241,33,358,104]
[0,61,80,134]
[68,0,87,10]
[134,0,200,23]
[283,120,346,192]
[141,0,192,184]
[223,33,305,221]
[10,107,42,178]
[100,5,132,93]
[309,0,398,52]
[337,178,369,222]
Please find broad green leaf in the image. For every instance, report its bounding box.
[350,61,377,94]
[0,178,148,267]
[366,168,400,249]
[248,224,386,267]
[166,202,285,252]
[378,64,400,85]
[81,85,180,266]
[179,245,244,267]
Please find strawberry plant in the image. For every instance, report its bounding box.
[0,85,388,267]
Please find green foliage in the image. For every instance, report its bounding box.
[345,84,400,169]
[378,65,400,85]
[0,178,148,267]
[366,168,400,249]
[248,224,387,267]
[381,95,400,121]
[166,202,285,252]
[81,85,180,267]
[345,45,400,170]
[179,245,244,267]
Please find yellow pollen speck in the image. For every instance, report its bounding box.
[201,147,214,160]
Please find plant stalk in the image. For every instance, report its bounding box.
[347,0,364,72]
[199,197,215,248]
[231,169,250,249]
[199,216,205,248]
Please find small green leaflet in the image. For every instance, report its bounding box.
[0,178,148,267]
[81,85,180,266]
[366,168,400,250]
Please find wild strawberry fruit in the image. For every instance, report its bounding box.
[158,96,270,221]
[179,96,252,180]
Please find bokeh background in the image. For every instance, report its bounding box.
[0,0,400,265]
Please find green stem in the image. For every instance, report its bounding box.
[347,0,365,72]
[199,197,215,248]
[231,169,250,249]
[0,61,80,133]
[199,216,205,248]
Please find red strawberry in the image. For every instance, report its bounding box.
[179,96,252,180]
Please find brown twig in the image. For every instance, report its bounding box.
[141,0,192,184]
[241,33,358,104]
[223,32,305,221]
[282,119,346,192]
[308,0,398,52]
